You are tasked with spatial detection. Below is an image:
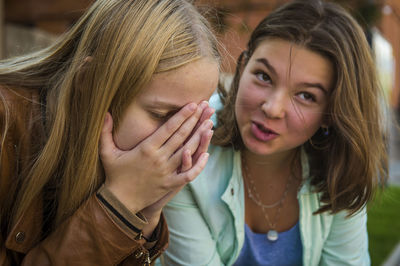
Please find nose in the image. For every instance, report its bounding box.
[261,89,286,119]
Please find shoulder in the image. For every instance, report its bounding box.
[0,85,40,103]
[0,85,41,121]
[330,207,367,227]
[0,86,42,197]
[0,85,42,138]
[209,93,223,126]
[0,85,43,165]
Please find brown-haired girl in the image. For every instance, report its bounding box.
[160,0,388,265]
[0,0,220,264]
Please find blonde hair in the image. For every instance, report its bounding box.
[0,0,219,232]
[213,0,388,215]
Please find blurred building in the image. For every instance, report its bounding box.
[2,0,92,58]
[197,0,291,72]
[379,0,400,110]
[199,0,399,112]
[0,0,399,110]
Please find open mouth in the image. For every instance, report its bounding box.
[251,121,278,141]
[254,122,277,134]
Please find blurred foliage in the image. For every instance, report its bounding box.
[367,185,400,265]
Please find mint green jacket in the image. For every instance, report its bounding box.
[158,144,370,266]
[158,94,370,266]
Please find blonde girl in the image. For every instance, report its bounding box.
[0,0,220,265]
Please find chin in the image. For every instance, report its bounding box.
[243,136,271,155]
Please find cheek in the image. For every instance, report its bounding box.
[236,81,263,116]
[114,116,159,151]
[288,109,323,136]
[235,88,249,123]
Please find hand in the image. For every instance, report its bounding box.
[182,103,215,168]
[99,102,214,216]
[139,106,214,238]
[141,113,214,219]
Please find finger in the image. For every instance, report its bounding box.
[183,119,213,157]
[99,113,119,160]
[180,148,192,173]
[160,104,204,155]
[184,105,214,145]
[143,102,197,149]
[192,129,213,164]
[195,101,210,125]
[167,119,213,167]
[173,152,209,186]
[199,106,215,124]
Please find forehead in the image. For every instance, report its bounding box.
[138,58,219,106]
[251,39,334,89]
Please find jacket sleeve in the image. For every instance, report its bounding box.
[20,194,168,266]
[0,87,168,265]
[320,207,370,266]
[157,185,224,266]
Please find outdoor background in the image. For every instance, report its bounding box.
[1,0,399,265]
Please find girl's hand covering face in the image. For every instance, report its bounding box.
[99,102,214,218]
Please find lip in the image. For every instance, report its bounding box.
[250,121,279,142]
[253,121,278,134]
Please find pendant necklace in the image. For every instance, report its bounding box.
[241,154,292,242]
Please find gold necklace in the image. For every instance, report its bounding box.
[241,154,292,242]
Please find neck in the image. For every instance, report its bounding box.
[242,148,299,178]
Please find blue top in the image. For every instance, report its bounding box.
[234,222,303,266]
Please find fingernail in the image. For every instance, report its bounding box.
[205,119,213,128]
[200,101,209,109]
[188,103,197,111]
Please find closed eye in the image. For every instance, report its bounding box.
[150,112,168,120]
[150,110,178,121]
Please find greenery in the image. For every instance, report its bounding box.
[368,185,400,265]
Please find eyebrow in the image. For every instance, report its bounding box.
[256,58,328,94]
[300,82,328,94]
[255,58,277,77]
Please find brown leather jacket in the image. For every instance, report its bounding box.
[0,86,168,265]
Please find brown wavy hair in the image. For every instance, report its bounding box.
[212,0,388,215]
